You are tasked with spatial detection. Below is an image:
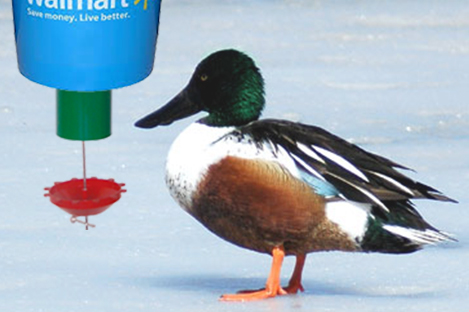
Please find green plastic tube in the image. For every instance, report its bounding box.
[57,90,111,141]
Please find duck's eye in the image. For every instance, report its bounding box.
[200,74,208,82]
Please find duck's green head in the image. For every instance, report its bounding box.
[135,49,265,128]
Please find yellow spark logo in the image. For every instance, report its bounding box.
[134,0,148,10]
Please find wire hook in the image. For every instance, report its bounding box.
[70,216,95,230]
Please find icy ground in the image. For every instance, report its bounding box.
[1,0,468,311]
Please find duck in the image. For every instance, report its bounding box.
[135,49,456,301]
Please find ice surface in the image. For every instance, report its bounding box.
[1,0,468,311]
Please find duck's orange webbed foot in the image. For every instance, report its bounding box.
[283,281,305,294]
[220,248,307,302]
[220,246,286,302]
[283,254,306,294]
[220,285,288,302]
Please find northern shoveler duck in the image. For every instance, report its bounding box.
[135,49,456,301]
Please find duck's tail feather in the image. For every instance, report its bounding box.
[382,225,456,245]
[360,200,455,254]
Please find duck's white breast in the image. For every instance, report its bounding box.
[165,122,236,210]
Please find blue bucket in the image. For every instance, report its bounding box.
[12,0,161,91]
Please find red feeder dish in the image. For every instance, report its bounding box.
[44,177,126,229]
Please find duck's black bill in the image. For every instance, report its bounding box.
[135,89,201,128]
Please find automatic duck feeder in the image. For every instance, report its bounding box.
[12,0,161,228]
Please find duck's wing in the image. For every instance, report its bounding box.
[225,119,455,212]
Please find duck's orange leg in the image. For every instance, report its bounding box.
[284,254,306,294]
[220,246,287,302]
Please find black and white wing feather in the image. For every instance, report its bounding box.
[229,119,456,212]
